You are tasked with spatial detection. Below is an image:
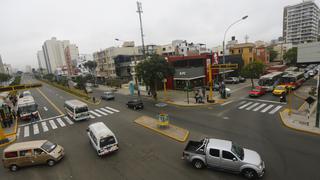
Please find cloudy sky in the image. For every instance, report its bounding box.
[0,0,318,70]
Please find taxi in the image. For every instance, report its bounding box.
[272,85,287,96]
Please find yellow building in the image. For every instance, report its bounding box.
[229,43,255,65]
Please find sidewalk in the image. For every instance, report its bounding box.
[96,85,226,106]
[279,84,320,135]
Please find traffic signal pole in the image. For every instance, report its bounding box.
[208,60,213,102]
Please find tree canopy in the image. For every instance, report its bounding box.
[241,61,265,88]
[267,47,278,62]
[0,73,11,82]
[135,55,175,98]
[84,61,97,74]
[283,47,297,65]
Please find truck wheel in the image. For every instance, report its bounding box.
[10,164,18,172]
[192,159,204,169]
[242,168,258,179]
[47,160,55,167]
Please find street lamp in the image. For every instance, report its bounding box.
[222,15,248,79]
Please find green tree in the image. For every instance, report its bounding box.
[241,61,265,89]
[75,76,86,90]
[283,47,297,65]
[267,47,278,62]
[0,73,11,82]
[136,55,175,99]
[43,73,55,82]
[84,61,97,84]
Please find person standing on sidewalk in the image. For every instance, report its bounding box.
[202,87,206,101]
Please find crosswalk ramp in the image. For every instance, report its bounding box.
[237,101,283,115]
[17,106,120,139]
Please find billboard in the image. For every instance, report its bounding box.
[297,42,320,63]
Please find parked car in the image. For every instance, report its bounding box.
[304,72,310,80]
[2,140,65,171]
[308,70,315,77]
[224,77,239,84]
[249,86,266,97]
[126,99,144,110]
[182,138,265,179]
[239,76,246,83]
[87,122,119,156]
[85,87,93,93]
[272,85,287,96]
[101,91,115,100]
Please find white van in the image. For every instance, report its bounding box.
[64,99,90,121]
[87,122,119,156]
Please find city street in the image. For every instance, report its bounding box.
[1,75,320,180]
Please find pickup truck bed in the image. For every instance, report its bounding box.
[184,140,205,155]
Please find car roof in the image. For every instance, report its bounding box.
[4,140,47,152]
[207,138,232,151]
[89,122,115,139]
[65,99,88,107]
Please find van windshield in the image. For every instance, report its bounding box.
[100,136,116,148]
[41,141,57,153]
[75,106,88,114]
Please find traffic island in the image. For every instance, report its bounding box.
[134,115,189,142]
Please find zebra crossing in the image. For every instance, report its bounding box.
[237,101,283,115]
[17,106,120,139]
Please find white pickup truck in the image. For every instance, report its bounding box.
[182,138,265,179]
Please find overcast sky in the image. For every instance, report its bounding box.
[0,0,318,70]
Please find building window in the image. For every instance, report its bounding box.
[249,48,252,53]
[231,50,234,54]
[238,49,241,53]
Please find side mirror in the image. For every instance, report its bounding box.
[232,158,237,161]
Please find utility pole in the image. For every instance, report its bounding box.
[136,1,146,58]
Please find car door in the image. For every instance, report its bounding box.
[220,150,240,172]
[18,149,33,167]
[33,148,50,165]
[206,148,220,168]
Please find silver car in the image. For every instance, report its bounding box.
[182,138,265,179]
[101,91,115,100]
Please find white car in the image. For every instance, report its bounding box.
[308,70,315,76]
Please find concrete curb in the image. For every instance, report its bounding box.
[162,99,225,107]
[134,116,189,142]
[279,109,320,136]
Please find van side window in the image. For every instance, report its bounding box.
[222,151,236,160]
[20,150,32,157]
[89,130,98,145]
[209,149,220,157]
[34,148,44,155]
[5,151,18,158]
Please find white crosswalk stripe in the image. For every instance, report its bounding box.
[90,115,95,119]
[261,105,274,113]
[49,120,57,129]
[239,102,253,109]
[24,126,29,137]
[89,110,101,117]
[100,108,114,114]
[269,105,283,114]
[253,103,267,112]
[237,101,247,106]
[41,122,49,132]
[64,116,74,125]
[246,103,260,110]
[105,106,120,112]
[57,118,66,127]
[95,109,108,116]
[33,124,39,135]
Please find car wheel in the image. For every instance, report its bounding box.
[10,164,18,172]
[242,168,258,179]
[192,159,204,169]
[47,160,55,167]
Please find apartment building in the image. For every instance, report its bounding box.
[0,55,5,74]
[283,0,320,44]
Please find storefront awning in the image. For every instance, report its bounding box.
[174,67,205,81]
[174,75,205,81]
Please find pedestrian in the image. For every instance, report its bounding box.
[30,112,35,124]
[93,97,96,103]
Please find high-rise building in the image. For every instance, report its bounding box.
[64,44,79,75]
[37,50,47,73]
[283,0,320,44]
[42,37,70,74]
[0,55,5,73]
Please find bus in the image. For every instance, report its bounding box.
[17,96,39,120]
[258,72,284,92]
[64,99,90,121]
[280,71,305,89]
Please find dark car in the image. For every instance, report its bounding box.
[126,99,144,110]
[239,76,246,83]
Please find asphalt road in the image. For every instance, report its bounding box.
[1,75,320,180]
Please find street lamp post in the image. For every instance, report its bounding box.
[222,15,248,80]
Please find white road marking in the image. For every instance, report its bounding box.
[56,118,66,127]
[41,122,49,132]
[105,107,120,112]
[89,110,101,117]
[49,120,57,129]
[239,102,253,109]
[246,103,260,110]
[17,128,20,138]
[33,124,39,135]
[100,108,114,114]
[95,109,107,116]
[24,126,29,137]
[253,103,267,112]
[242,98,286,104]
[90,115,95,119]
[269,105,283,114]
[221,100,234,106]
[44,107,48,111]
[261,105,274,113]
[237,101,247,106]
[19,115,65,127]
[64,116,74,125]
